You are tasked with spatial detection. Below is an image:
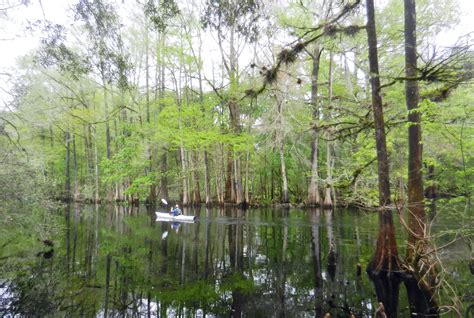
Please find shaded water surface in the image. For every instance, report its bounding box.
[1,204,471,317]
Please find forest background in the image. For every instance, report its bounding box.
[0,0,472,209]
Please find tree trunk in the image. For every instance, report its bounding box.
[225,150,233,202]
[366,1,402,317]
[404,1,438,316]
[276,96,289,204]
[366,0,391,207]
[404,0,426,260]
[279,143,289,204]
[203,150,211,205]
[159,149,168,201]
[144,23,156,206]
[86,125,93,178]
[49,124,54,148]
[224,24,245,207]
[191,151,202,206]
[145,25,150,124]
[270,157,275,202]
[180,146,189,206]
[244,150,250,203]
[65,129,71,201]
[216,152,224,204]
[93,128,100,203]
[72,132,79,200]
[102,83,111,160]
[307,45,323,206]
[233,157,245,207]
[324,53,334,208]
[158,33,168,202]
[228,99,245,207]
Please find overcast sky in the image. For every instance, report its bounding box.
[1,0,473,87]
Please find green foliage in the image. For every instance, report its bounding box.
[3,0,472,208]
[201,0,263,43]
[144,0,180,32]
[0,139,62,279]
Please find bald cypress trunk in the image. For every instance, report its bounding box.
[404,0,425,261]
[404,1,438,316]
[366,1,402,316]
[367,0,391,207]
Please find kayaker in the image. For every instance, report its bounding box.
[170,204,182,216]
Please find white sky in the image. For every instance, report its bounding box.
[0,0,473,97]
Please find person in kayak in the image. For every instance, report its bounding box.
[170,204,182,216]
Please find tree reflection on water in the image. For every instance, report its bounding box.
[0,204,471,317]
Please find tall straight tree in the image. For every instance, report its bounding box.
[365,0,401,316]
[305,1,335,207]
[307,45,322,206]
[404,1,439,316]
[366,11,391,207]
[404,0,425,261]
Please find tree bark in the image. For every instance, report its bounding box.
[404,1,438,316]
[307,45,323,206]
[180,146,189,206]
[404,0,426,261]
[366,0,391,207]
[93,128,100,203]
[203,150,211,205]
[159,149,168,201]
[279,143,289,204]
[102,82,111,160]
[191,151,202,205]
[244,150,250,203]
[366,0,396,258]
[324,52,334,208]
[197,72,210,205]
[225,150,233,202]
[72,132,79,200]
[65,129,71,201]
[276,96,289,204]
[233,157,244,206]
[366,1,402,317]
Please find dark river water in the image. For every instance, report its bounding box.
[1,204,472,317]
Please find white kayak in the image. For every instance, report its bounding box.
[155,212,197,222]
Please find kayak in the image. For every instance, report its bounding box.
[155,212,197,222]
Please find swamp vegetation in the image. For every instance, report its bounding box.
[0,0,473,316]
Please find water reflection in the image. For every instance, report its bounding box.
[0,204,470,317]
